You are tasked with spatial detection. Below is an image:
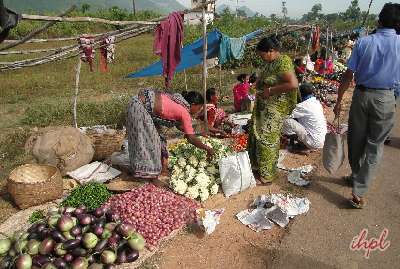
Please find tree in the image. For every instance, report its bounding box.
[302,3,323,22]
[81,3,90,13]
[343,0,361,21]
[237,9,247,18]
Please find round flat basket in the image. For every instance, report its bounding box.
[7,164,63,209]
[86,129,126,161]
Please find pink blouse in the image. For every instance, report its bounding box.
[159,94,195,135]
[233,82,250,112]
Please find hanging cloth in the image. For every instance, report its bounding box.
[218,34,246,65]
[78,36,95,72]
[311,26,320,52]
[153,12,184,88]
[100,36,116,73]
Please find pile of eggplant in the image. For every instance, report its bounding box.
[0,206,146,269]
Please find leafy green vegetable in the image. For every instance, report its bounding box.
[61,183,112,210]
[28,210,45,224]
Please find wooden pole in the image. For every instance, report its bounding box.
[132,0,136,16]
[202,6,208,133]
[73,58,82,128]
[184,69,188,91]
[219,64,222,91]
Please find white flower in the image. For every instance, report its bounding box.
[198,160,207,168]
[185,186,199,199]
[210,184,219,195]
[178,158,186,168]
[195,173,210,188]
[174,180,188,195]
[185,165,192,171]
[199,188,210,202]
[189,156,198,167]
[206,166,218,175]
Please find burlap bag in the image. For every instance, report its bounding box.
[26,127,94,175]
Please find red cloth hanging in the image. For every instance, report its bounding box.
[153,12,184,88]
[312,26,320,52]
[78,36,95,72]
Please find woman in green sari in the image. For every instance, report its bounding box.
[248,36,299,183]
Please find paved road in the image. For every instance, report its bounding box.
[269,116,400,268]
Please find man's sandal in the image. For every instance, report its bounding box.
[349,194,365,209]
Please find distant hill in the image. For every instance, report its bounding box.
[4,0,186,14]
[216,4,257,17]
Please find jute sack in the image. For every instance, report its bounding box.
[27,127,94,175]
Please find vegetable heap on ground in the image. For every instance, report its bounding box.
[104,184,200,250]
[0,206,145,269]
[61,183,112,211]
[230,134,248,152]
[168,138,231,201]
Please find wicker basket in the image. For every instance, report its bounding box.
[7,164,63,209]
[86,129,126,161]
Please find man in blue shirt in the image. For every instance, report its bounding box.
[334,3,400,209]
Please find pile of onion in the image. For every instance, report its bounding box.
[104,184,200,249]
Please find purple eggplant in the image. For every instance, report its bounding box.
[107,233,120,249]
[100,250,116,265]
[105,211,120,222]
[125,248,139,263]
[53,258,68,269]
[75,235,83,241]
[42,263,57,269]
[51,230,67,243]
[28,232,40,241]
[104,223,117,232]
[57,216,74,232]
[15,254,33,269]
[63,254,74,263]
[71,257,88,269]
[116,248,127,264]
[78,215,92,226]
[70,226,82,237]
[94,217,106,228]
[93,208,105,218]
[27,223,40,233]
[116,223,135,237]
[94,239,108,253]
[62,239,81,251]
[36,223,46,233]
[74,208,85,216]
[104,265,115,269]
[87,255,96,265]
[71,248,87,257]
[40,228,51,240]
[39,238,55,255]
[54,243,67,256]
[92,226,104,237]
[32,255,52,267]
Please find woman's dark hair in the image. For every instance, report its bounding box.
[256,35,281,52]
[379,3,400,30]
[249,73,257,84]
[300,83,314,98]
[237,73,248,83]
[206,88,217,102]
[294,58,302,66]
[182,91,204,105]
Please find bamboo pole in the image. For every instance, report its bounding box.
[202,6,208,133]
[0,6,76,52]
[21,14,157,26]
[184,69,188,91]
[73,58,82,128]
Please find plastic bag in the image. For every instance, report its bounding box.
[323,123,346,174]
[219,151,256,198]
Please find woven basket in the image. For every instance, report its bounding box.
[86,129,126,161]
[7,164,63,209]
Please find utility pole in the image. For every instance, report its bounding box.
[281,1,287,20]
[132,0,136,16]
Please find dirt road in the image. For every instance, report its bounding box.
[270,116,400,268]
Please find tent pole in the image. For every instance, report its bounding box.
[202,6,208,133]
[73,57,82,128]
[219,64,222,92]
[184,69,188,91]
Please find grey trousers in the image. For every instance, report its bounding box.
[348,88,396,197]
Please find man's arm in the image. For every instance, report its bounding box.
[334,69,354,117]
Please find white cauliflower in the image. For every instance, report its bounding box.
[195,173,211,188]
[198,160,207,168]
[189,156,199,167]
[185,186,199,199]
[210,184,219,195]
[174,180,188,195]
[178,157,186,168]
[199,188,210,202]
[206,165,218,175]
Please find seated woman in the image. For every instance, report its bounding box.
[198,88,233,137]
[126,89,214,180]
[282,83,327,151]
[233,74,251,112]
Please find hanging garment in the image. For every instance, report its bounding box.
[78,36,95,72]
[153,12,184,88]
[100,36,116,73]
[0,0,20,43]
[219,34,246,65]
[311,26,320,52]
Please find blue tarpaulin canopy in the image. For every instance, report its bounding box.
[126,29,263,79]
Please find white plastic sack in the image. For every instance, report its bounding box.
[219,151,256,198]
[323,132,345,174]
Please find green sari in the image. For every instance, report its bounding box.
[248,54,297,182]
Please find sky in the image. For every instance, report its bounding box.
[176,0,388,18]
